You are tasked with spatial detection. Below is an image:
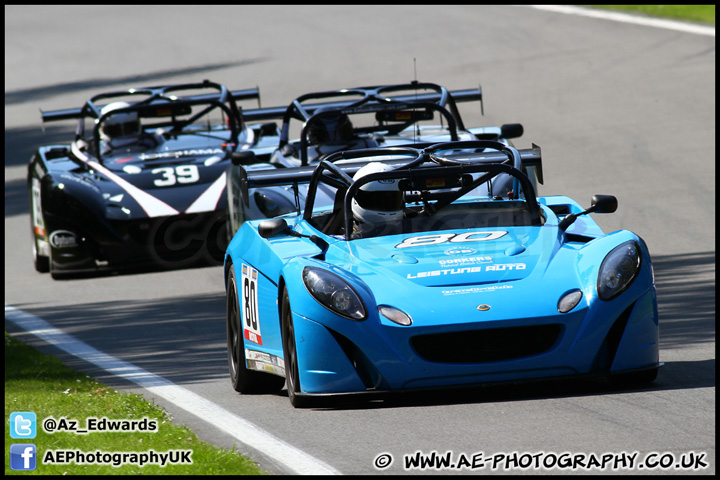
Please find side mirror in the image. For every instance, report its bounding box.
[501,123,524,139]
[590,194,617,214]
[559,195,618,231]
[258,218,290,238]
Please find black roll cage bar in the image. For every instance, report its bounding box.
[41,80,261,164]
[276,81,483,166]
[300,140,543,240]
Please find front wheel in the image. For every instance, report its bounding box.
[226,265,285,394]
[281,287,310,408]
[32,237,50,273]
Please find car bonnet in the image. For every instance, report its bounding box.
[93,152,230,217]
[339,225,550,289]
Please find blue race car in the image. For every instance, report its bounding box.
[224,140,659,407]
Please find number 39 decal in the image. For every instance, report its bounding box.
[151,165,200,187]
[396,231,508,249]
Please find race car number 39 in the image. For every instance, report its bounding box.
[241,264,262,345]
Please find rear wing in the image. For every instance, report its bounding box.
[41,85,261,123]
[240,143,540,189]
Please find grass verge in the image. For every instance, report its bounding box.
[590,5,715,24]
[4,333,266,475]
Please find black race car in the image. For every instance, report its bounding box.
[28,80,280,278]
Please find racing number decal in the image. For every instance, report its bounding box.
[241,264,262,345]
[151,165,200,187]
[396,231,508,249]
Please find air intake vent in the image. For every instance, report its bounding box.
[411,324,562,363]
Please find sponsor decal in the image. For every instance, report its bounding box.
[407,263,525,279]
[442,285,514,296]
[49,230,78,249]
[246,350,285,376]
[439,256,493,267]
[139,148,224,161]
[443,246,477,256]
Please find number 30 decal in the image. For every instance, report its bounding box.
[396,231,507,249]
[151,165,200,187]
[241,264,262,345]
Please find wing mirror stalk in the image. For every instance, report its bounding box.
[559,195,617,231]
[258,218,329,255]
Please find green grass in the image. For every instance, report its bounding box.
[5,333,267,475]
[590,5,715,24]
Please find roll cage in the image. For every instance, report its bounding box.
[300,140,543,241]
[275,81,484,166]
[41,79,261,164]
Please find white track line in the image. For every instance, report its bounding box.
[5,304,340,476]
[526,5,715,37]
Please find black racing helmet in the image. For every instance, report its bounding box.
[307,113,354,145]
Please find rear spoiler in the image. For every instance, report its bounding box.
[240,144,541,189]
[41,87,261,123]
[240,88,483,123]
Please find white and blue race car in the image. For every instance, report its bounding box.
[224,140,659,408]
[226,81,531,235]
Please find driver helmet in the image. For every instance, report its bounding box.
[307,113,354,145]
[351,162,404,229]
[99,102,141,147]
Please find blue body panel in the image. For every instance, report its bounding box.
[225,194,660,395]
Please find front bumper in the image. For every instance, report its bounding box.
[45,210,228,276]
[290,287,659,395]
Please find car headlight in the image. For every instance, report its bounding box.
[597,241,641,300]
[302,267,367,320]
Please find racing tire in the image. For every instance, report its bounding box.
[33,239,50,273]
[281,286,310,408]
[608,367,659,388]
[226,266,285,394]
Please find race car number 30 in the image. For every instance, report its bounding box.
[241,264,262,345]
